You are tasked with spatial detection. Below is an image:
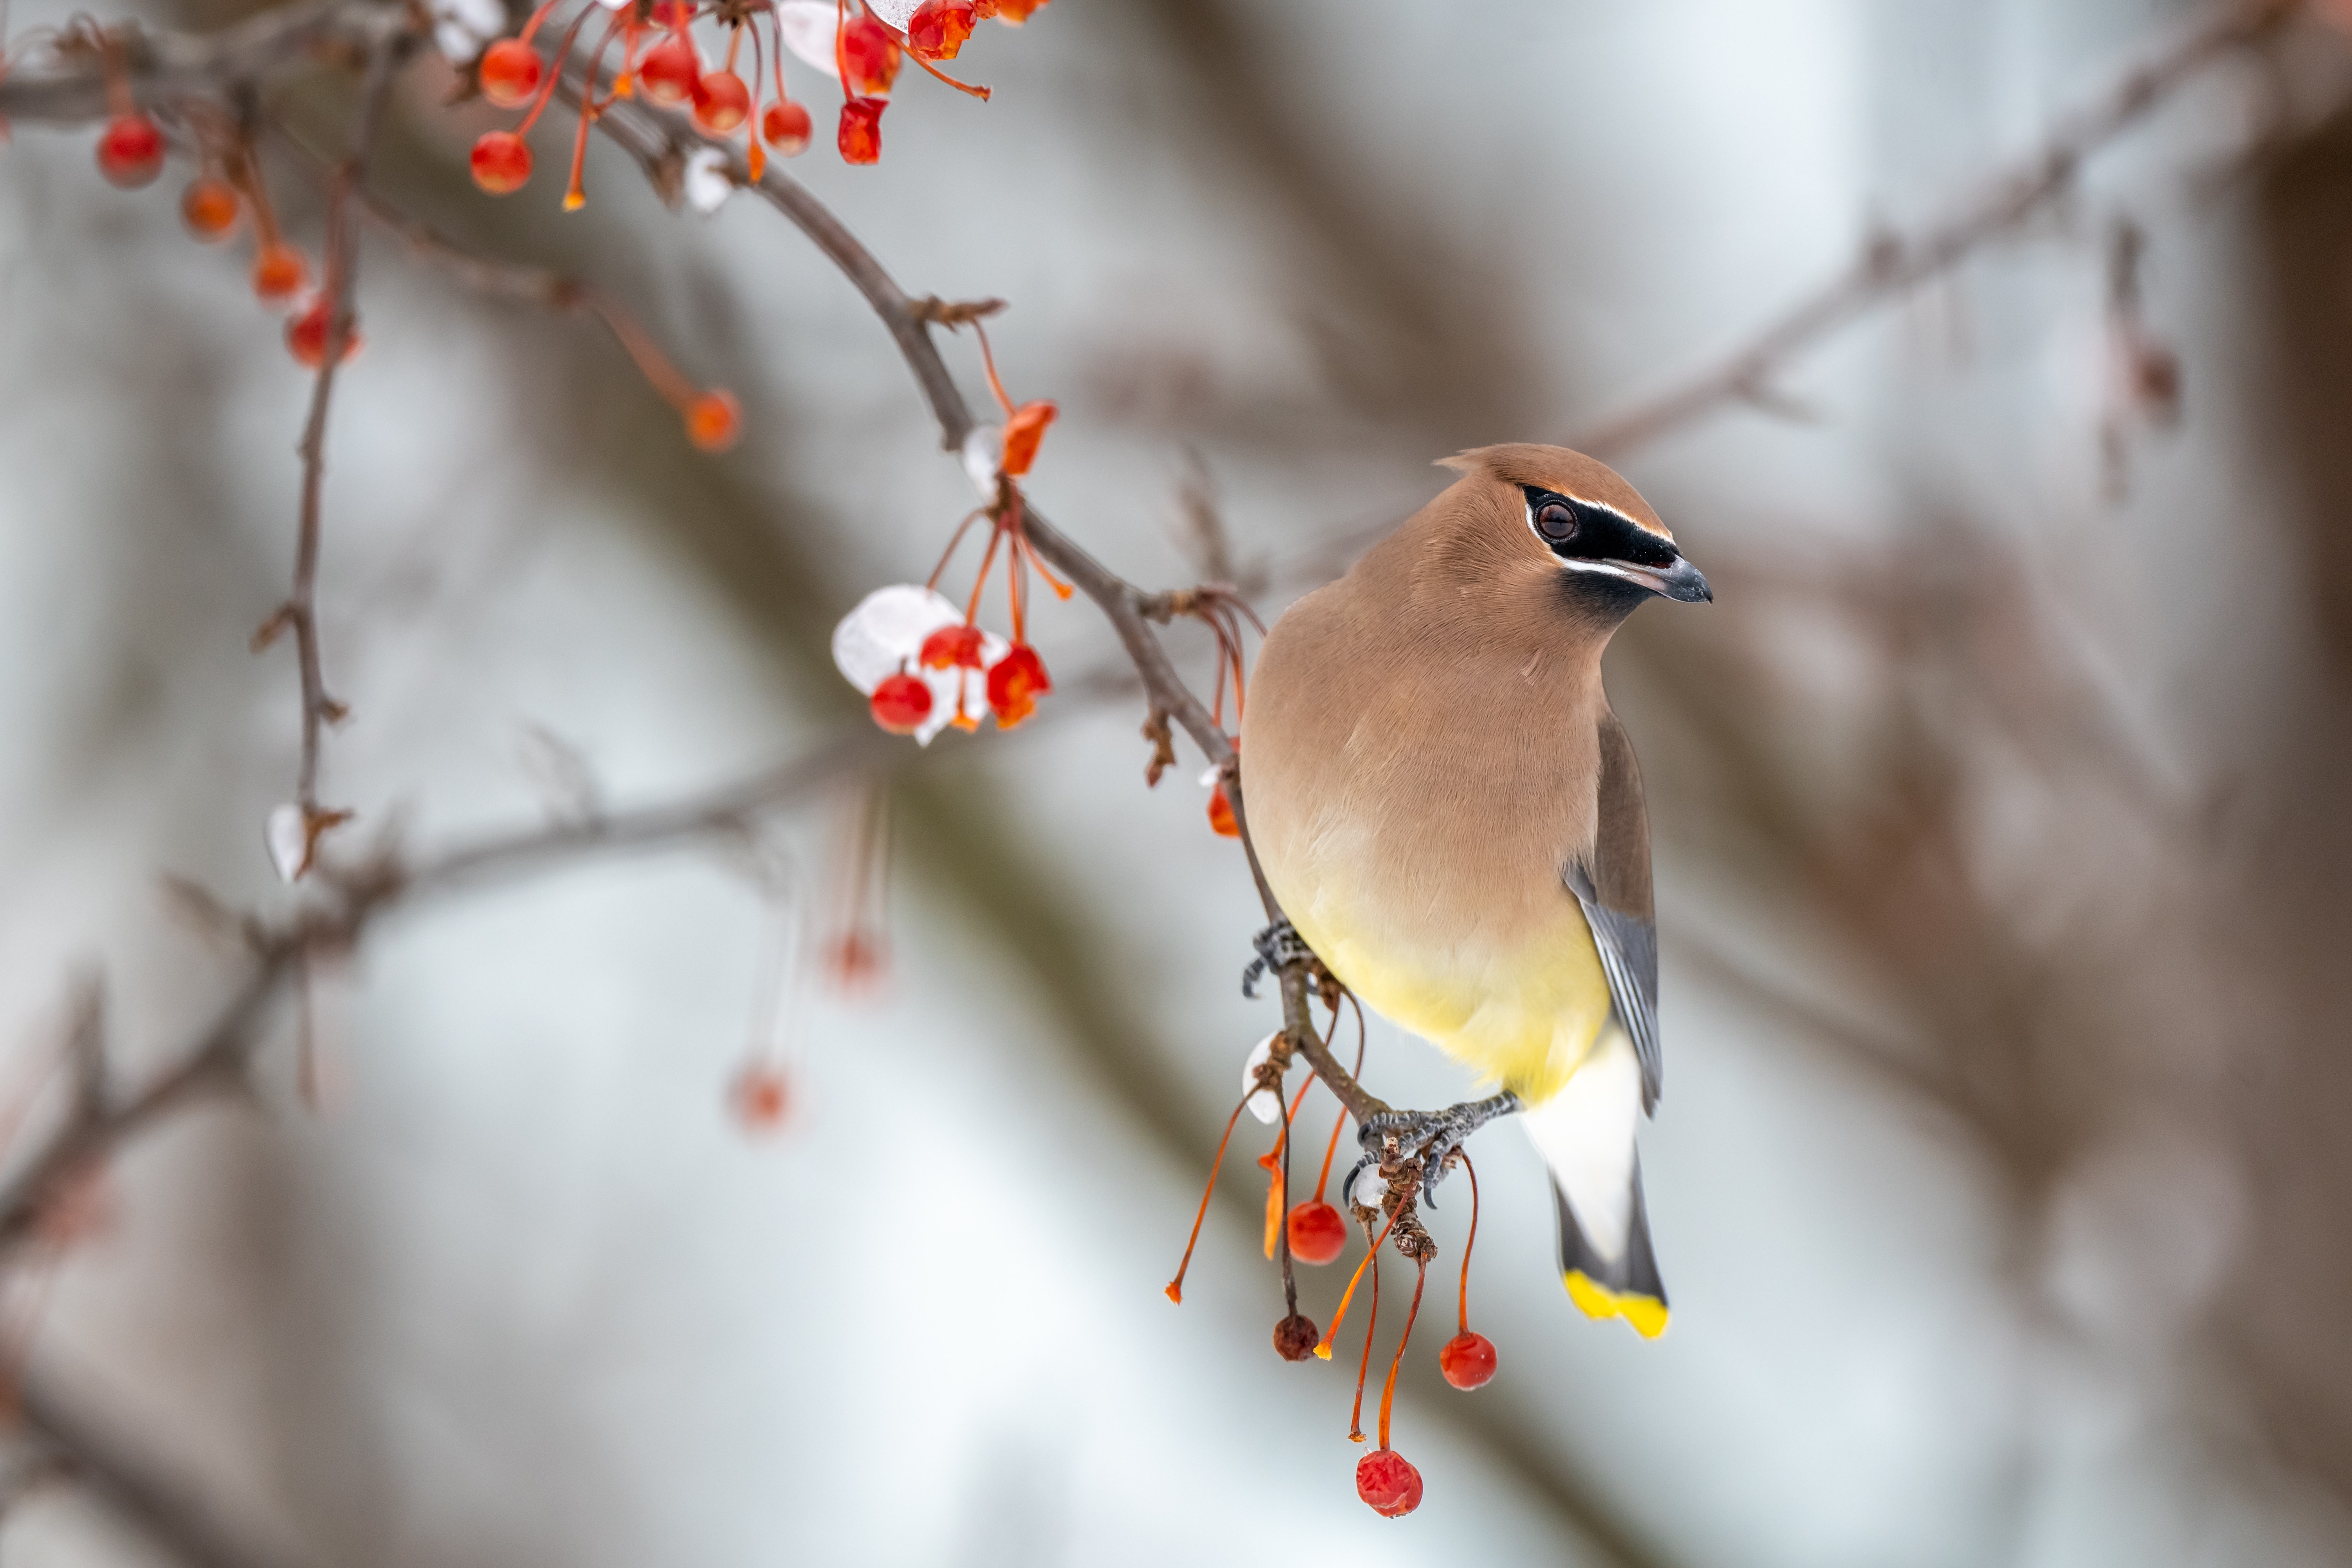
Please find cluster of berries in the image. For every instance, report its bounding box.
[832,325,1063,742]
[1166,1027,1502,1518]
[464,0,1046,208]
[64,22,351,371]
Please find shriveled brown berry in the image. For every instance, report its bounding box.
[1273,1312,1319,1362]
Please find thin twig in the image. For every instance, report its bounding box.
[1570,0,2297,458]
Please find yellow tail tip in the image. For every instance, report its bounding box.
[1564,1271,1670,1339]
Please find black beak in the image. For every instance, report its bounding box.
[1617,552,1712,604]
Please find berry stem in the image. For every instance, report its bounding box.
[1165,1091,1251,1305]
[906,48,989,100]
[1349,1225,1380,1442]
[582,293,702,410]
[1377,1258,1429,1451]
[1457,1149,1480,1335]
[972,319,1017,418]
[1275,1075,1298,1317]
[517,5,598,135]
[1314,1202,1401,1359]
[924,507,990,593]
[1312,998,1368,1203]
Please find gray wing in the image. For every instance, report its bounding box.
[1564,709,1661,1112]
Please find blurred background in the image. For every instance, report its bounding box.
[4,0,2352,1563]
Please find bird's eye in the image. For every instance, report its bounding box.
[1535,501,1578,544]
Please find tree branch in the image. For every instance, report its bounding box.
[1570,0,2300,458]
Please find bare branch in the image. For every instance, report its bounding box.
[1571,0,2297,458]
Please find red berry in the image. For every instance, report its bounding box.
[179,177,240,241]
[906,0,976,60]
[1355,1450,1423,1518]
[638,32,701,106]
[692,69,751,134]
[252,245,310,305]
[683,389,741,452]
[985,643,1051,728]
[870,671,933,734]
[761,99,813,155]
[838,97,885,165]
[1286,1200,1347,1265]
[96,115,164,189]
[1438,1330,1497,1390]
[840,13,900,97]
[478,39,543,108]
[729,1062,790,1131]
[470,130,533,194]
[994,0,1049,21]
[285,297,362,369]
[919,623,987,670]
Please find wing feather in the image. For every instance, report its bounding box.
[1566,709,1662,1111]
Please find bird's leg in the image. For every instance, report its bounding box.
[1347,1092,1521,1209]
[1241,917,1317,999]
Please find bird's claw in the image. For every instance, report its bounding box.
[1353,1092,1522,1209]
[1241,917,1317,1000]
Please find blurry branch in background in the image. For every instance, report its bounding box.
[1572,0,2300,458]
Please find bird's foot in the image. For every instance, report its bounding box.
[1241,917,1317,1000]
[1346,1092,1521,1210]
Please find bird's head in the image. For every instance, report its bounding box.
[1433,444,1711,616]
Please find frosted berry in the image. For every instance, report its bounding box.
[478,39,543,108]
[638,32,701,106]
[840,13,900,97]
[470,130,533,194]
[761,100,813,156]
[919,623,987,670]
[1273,1312,1320,1362]
[1438,1330,1497,1390]
[693,70,751,134]
[985,643,1050,728]
[907,0,976,60]
[1286,1200,1347,1265]
[179,177,240,241]
[870,671,933,734]
[683,389,741,452]
[1355,1450,1423,1518]
[252,245,310,305]
[286,298,361,369]
[96,115,164,189]
[838,97,885,165]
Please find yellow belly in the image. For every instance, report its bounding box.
[1292,892,1615,1106]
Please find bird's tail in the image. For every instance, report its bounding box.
[1520,1021,1670,1339]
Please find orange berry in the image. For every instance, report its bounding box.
[837,97,885,165]
[1000,399,1057,477]
[761,99,812,155]
[907,0,976,60]
[993,0,1049,20]
[479,39,543,108]
[869,671,933,734]
[252,245,310,305]
[1208,778,1239,837]
[95,115,164,188]
[1286,1200,1347,1264]
[470,130,533,194]
[683,389,741,452]
[179,177,240,241]
[285,297,361,369]
[692,69,751,134]
[1355,1450,1423,1517]
[638,32,701,106]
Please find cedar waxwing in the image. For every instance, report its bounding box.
[1239,444,1709,1338]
